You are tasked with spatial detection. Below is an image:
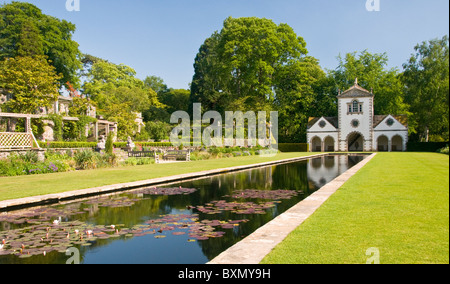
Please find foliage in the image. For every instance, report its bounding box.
[73,149,117,170]
[82,60,163,140]
[437,145,449,155]
[190,17,308,115]
[0,2,82,87]
[0,56,62,114]
[47,114,63,141]
[407,141,449,152]
[402,36,449,142]
[39,141,97,149]
[274,57,327,142]
[144,120,172,142]
[329,50,410,116]
[0,152,71,177]
[105,132,114,155]
[278,143,309,152]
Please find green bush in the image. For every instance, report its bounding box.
[278,143,309,152]
[0,153,71,177]
[407,142,449,152]
[123,157,155,166]
[39,141,97,149]
[437,145,449,155]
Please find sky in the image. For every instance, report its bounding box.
[1,0,449,89]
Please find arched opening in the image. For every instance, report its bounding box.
[347,132,364,152]
[377,135,389,152]
[311,136,322,152]
[392,135,403,152]
[324,136,335,152]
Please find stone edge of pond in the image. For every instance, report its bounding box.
[0,154,326,212]
[207,153,377,265]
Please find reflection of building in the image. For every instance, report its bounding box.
[307,155,347,187]
[307,79,408,152]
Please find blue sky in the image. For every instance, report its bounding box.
[2,0,449,89]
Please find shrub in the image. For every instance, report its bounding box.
[437,145,449,155]
[105,133,114,155]
[278,143,309,152]
[74,149,96,170]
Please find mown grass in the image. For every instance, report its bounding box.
[261,152,449,264]
[0,152,315,201]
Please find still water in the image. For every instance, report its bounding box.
[0,154,366,264]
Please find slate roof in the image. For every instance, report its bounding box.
[307,116,339,129]
[373,114,408,128]
[337,79,373,98]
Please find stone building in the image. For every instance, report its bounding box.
[307,79,409,152]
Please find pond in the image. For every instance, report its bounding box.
[0,154,367,264]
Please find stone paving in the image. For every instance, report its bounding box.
[208,153,377,264]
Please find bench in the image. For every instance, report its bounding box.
[128,151,155,158]
[163,150,190,161]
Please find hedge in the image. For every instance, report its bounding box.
[38,141,97,149]
[407,142,449,152]
[277,143,309,152]
[38,141,175,149]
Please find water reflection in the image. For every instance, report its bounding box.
[0,154,366,264]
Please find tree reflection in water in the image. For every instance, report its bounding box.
[0,155,366,264]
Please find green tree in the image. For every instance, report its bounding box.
[190,17,308,115]
[402,36,449,142]
[83,60,163,140]
[0,56,62,114]
[16,19,43,57]
[274,57,327,142]
[330,50,409,116]
[0,2,82,87]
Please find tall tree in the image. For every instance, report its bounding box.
[330,50,409,116]
[83,60,163,140]
[0,56,62,114]
[274,57,327,142]
[402,36,449,142]
[0,2,82,87]
[190,17,308,115]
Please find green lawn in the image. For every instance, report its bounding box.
[261,152,449,264]
[0,152,315,202]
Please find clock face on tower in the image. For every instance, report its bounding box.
[351,119,360,128]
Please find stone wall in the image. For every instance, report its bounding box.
[0,149,46,162]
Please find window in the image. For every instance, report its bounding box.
[348,100,363,114]
[352,101,359,113]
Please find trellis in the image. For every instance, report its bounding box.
[0,132,33,149]
[0,112,40,149]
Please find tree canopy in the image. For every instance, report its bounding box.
[402,36,449,142]
[0,56,61,114]
[190,17,309,115]
[0,2,448,143]
[0,1,82,87]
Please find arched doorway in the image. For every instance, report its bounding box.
[324,136,335,152]
[377,135,389,152]
[347,132,364,152]
[392,135,403,151]
[311,136,322,152]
